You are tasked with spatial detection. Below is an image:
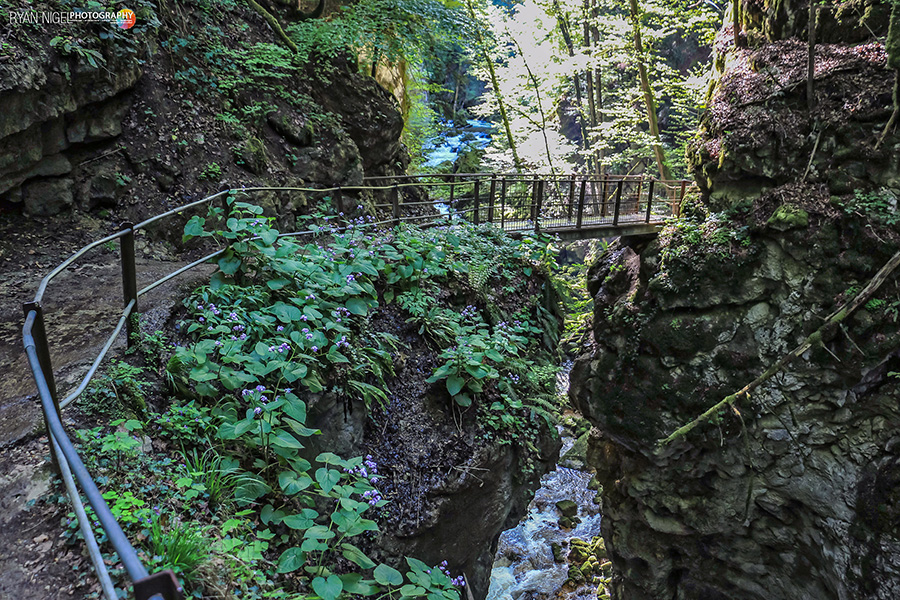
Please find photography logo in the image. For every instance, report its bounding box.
[116,9,136,29]
[8,7,137,29]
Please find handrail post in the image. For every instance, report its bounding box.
[23,301,61,471]
[448,177,455,222]
[567,175,575,221]
[500,176,507,230]
[488,175,496,223]
[576,179,586,230]
[645,179,655,223]
[534,179,544,233]
[334,186,344,223]
[391,185,400,226]
[613,181,623,226]
[601,178,608,217]
[473,179,481,225]
[134,569,184,600]
[678,180,687,217]
[635,178,643,215]
[120,222,138,347]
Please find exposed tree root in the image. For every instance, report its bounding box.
[246,0,299,53]
[657,248,900,448]
[876,71,899,151]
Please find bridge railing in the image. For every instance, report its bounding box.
[363,173,691,233]
[21,174,688,600]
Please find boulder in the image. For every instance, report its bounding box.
[23,177,74,216]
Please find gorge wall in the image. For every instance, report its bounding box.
[0,1,406,222]
[571,1,900,598]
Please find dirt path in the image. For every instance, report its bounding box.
[0,211,215,599]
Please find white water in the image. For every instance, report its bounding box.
[486,363,603,600]
[422,119,493,168]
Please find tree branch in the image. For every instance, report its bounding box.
[657,248,900,448]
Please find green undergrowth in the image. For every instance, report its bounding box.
[68,193,562,599]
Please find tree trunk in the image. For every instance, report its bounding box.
[807,3,818,113]
[628,0,672,182]
[465,0,524,172]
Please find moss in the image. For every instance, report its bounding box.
[552,542,565,562]
[567,564,586,584]
[232,137,269,175]
[556,499,578,517]
[767,204,809,231]
[884,0,899,69]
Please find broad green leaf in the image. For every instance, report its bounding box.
[303,306,323,320]
[345,298,368,315]
[303,375,324,393]
[327,348,350,364]
[445,375,464,396]
[316,467,341,493]
[339,573,379,596]
[218,252,241,275]
[485,349,504,362]
[266,277,290,290]
[303,525,336,540]
[259,229,278,246]
[341,543,376,569]
[273,302,302,323]
[406,557,431,573]
[312,575,343,600]
[271,429,304,449]
[279,471,313,495]
[260,504,285,525]
[283,395,307,421]
[373,563,403,586]
[276,547,304,573]
[301,537,328,552]
[284,363,308,382]
[399,584,426,597]
[453,393,472,407]
[283,513,315,530]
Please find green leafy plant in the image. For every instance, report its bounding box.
[199,162,223,180]
[145,518,211,586]
[50,35,105,68]
[81,360,148,418]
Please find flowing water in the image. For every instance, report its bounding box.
[422,119,493,168]
[486,363,603,600]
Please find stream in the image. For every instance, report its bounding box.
[422,119,493,168]
[486,362,605,600]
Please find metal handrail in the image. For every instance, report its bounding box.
[21,174,689,600]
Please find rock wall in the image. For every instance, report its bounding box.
[571,2,900,598]
[0,6,407,219]
[691,0,899,210]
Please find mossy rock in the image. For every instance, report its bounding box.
[767,204,809,231]
[568,538,591,563]
[567,564,586,584]
[556,499,578,517]
[551,542,565,562]
[560,431,590,469]
[590,536,607,559]
[233,137,269,175]
[559,515,581,529]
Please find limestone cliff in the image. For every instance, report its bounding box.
[0,1,406,221]
[571,1,900,598]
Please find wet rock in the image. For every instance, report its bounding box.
[556,500,578,518]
